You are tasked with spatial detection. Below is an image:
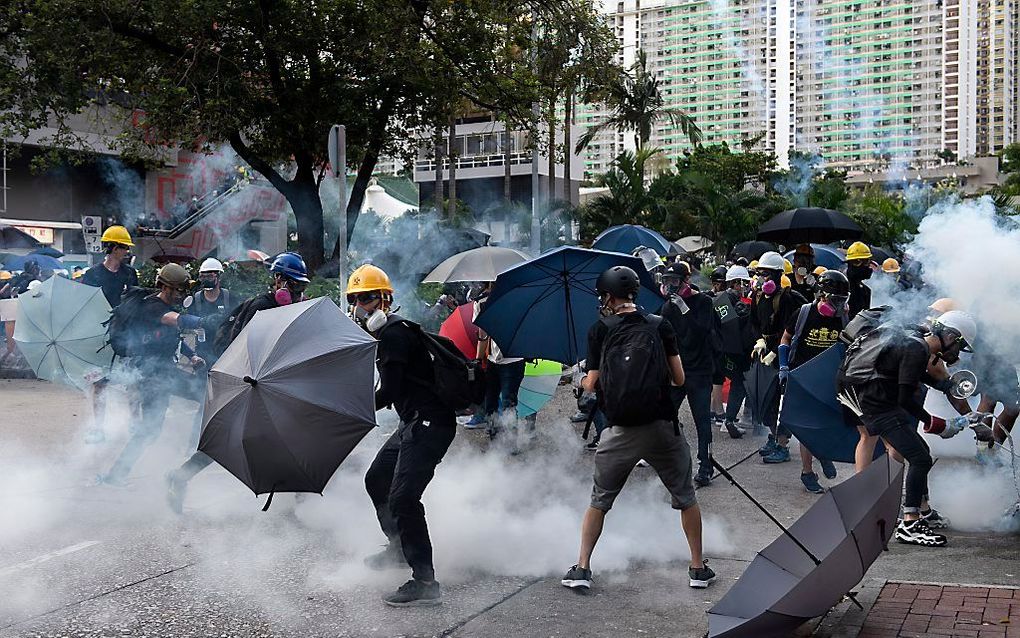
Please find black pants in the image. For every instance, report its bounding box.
[365,414,456,581]
[671,373,713,475]
[863,410,933,513]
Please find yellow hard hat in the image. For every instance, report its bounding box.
[749,259,759,270]
[781,274,791,289]
[812,266,827,277]
[0,270,11,280]
[845,241,872,262]
[783,258,793,275]
[71,269,84,280]
[881,258,900,273]
[100,225,134,247]
[346,264,393,295]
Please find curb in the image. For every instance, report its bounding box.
[812,577,887,638]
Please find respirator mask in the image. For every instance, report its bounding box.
[761,270,781,296]
[199,275,219,290]
[349,291,391,332]
[274,278,307,306]
[817,294,848,317]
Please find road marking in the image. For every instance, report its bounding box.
[0,541,101,576]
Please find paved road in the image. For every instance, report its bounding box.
[1,378,1017,638]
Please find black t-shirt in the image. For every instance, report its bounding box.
[586,310,680,421]
[848,283,872,320]
[785,303,845,369]
[791,280,816,303]
[659,292,720,376]
[751,288,808,354]
[82,263,139,307]
[137,295,179,363]
[375,316,450,423]
[856,331,930,416]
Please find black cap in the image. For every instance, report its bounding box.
[662,261,691,279]
[711,266,727,282]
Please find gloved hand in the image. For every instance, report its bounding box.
[940,414,969,439]
[752,338,767,360]
[201,313,225,330]
[177,314,202,330]
[761,351,777,366]
[779,366,790,384]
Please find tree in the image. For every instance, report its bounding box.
[844,186,918,247]
[0,0,615,271]
[575,50,701,153]
[936,148,958,165]
[578,148,660,239]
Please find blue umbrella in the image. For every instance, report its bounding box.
[783,244,845,270]
[592,224,675,257]
[474,246,663,364]
[1,253,64,271]
[780,342,884,463]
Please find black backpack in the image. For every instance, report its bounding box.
[598,313,670,427]
[211,296,256,357]
[380,316,487,411]
[106,286,159,359]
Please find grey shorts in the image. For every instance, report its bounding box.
[590,419,697,512]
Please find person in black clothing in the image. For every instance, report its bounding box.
[81,226,139,307]
[351,263,455,608]
[9,259,41,295]
[708,266,727,295]
[659,262,727,486]
[166,252,309,513]
[713,265,754,437]
[749,252,808,462]
[843,242,873,320]
[778,270,849,494]
[98,264,206,486]
[789,244,817,302]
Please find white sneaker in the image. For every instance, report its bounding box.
[895,519,947,547]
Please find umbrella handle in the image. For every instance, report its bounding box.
[243,375,258,386]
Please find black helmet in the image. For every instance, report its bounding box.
[711,265,728,283]
[595,266,641,300]
[661,261,691,280]
[817,269,850,296]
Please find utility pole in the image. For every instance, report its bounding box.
[328,125,347,279]
[529,17,541,256]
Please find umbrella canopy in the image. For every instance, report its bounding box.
[517,359,562,418]
[780,343,884,464]
[199,297,378,497]
[0,225,41,250]
[473,246,663,364]
[868,246,895,265]
[31,246,64,258]
[708,455,904,637]
[423,246,530,284]
[676,235,714,253]
[592,224,674,257]
[730,240,776,261]
[757,208,863,245]
[245,249,271,263]
[2,253,64,272]
[439,303,479,359]
[743,362,780,430]
[783,244,845,270]
[13,276,112,390]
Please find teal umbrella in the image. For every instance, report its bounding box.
[13,276,113,390]
[516,359,562,418]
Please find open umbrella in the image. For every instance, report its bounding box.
[730,240,776,261]
[676,235,714,253]
[592,224,674,257]
[2,253,64,272]
[423,246,530,284]
[0,225,41,250]
[473,246,663,364]
[517,359,562,418]
[783,244,845,270]
[439,303,479,359]
[757,208,863,245]
[743,362,780,431]
[708,454,904,637]
[779,343,884,464]
[199,297,377,503]
[12,276,112,390]
[868,246,895,265]
[31,246,64,258]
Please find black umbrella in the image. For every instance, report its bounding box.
[0,225,41,250]
[868,246,895,265]
[199,297,378,507]
[757,208,863,245]
[31,246,64,258]
[743,362,779,431]
[730,240,776,261]
[708,454,905,637]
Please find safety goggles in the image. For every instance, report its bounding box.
[284,279,308,294]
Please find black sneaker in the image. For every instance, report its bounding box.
[895,519,947,547]
[800,472,824,494]
[819,458,838,480]
[364,544,405,570]
[694,470,712,487]
[920,508,951,530]
[689,560,716,588]
[584,439,599,452]
[383,579,442,607]
[561,564,592,589]
[724,419,745,439]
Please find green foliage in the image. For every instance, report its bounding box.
[844,186,918,248]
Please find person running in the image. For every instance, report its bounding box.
[843,242,873,320]
[658,261,725,486]
[352,263,456,608]
[562,266,715,592]
[165,252,309,513]
[778,270,848,493]
[750,251,808,463]
[97,264,207,486]
[840,311,979,547]
[712,265,754,438]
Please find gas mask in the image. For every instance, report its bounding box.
[847,263,873,281]
[354,304,388,332]
[199,275,218,290]
[274,277,306,306]
[817,295,847,317]
[760,270,782,296]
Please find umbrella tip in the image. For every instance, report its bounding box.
[243,375,258,386]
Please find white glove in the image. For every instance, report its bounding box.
[752,338,767,360]
[762,351,777,366]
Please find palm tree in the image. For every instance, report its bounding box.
[576,51,702,154]
[580,148,661,235]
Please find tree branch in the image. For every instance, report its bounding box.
[228,131,291,196]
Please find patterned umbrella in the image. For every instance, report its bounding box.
[517,359,562,418]
[438,303,479,359]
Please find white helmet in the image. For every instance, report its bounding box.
[756,251,786,272]
[932,310,977,351]
[725,265,750,282]
[199,257,224,273]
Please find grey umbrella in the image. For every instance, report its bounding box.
[707,454,905,637]
[422,246,530,283]
[199,297,378,504]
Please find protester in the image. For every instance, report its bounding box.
[712,265,754,438]
[790,244,817,301]
[9,259,41,295]
[470,282,527,437]
[709,266,727,295]
[750,252,809,462]
[843,242,873,319]
[352,263,456,607]
[562,265,715,592]
[658,262,725,486]
[165,252,309,513]
[778,270,848,493]
[81,225,139,307]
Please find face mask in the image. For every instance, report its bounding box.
[762,279,778,296]
[200,277,218,290]
[796,267,808,277]
[660,283,677,297]
[275,288,293,305]
[817,301,837,317]
[848,264,872,281]
[678,283,694,298]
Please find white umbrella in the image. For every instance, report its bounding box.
[676,235,714,253]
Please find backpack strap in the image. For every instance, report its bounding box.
[787,303,812,365]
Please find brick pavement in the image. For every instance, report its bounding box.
[858,582,1020,638]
